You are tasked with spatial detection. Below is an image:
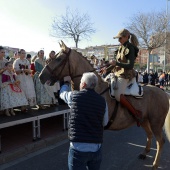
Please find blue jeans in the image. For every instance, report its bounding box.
[68,147,102,170]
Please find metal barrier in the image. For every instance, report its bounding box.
[0,108,70,153]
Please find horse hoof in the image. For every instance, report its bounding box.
[138,154,146,160]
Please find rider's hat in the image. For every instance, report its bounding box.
[113,29,130,39]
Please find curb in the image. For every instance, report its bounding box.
[0,131,68,165]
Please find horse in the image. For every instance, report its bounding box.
[39,41,170,170]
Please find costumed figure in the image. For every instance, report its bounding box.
[0,46,8,111]
[1,62,28,116]
[33,50,53,109]
[13,49,36,110]
[45,50,60,105]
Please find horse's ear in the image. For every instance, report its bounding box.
[61,40,67,48]
[61,40,69,53]
[59,42,62,48]
[61,40,64,46]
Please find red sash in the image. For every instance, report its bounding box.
[9,84,22,93]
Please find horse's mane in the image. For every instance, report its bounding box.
[72,49,94,68]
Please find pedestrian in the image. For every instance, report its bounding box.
[60,72,108,170]
[150,71,156,86]
[159,71,165,88]
[143,71,148,84]
[165,72,169,87]
[1,62,28,116]
[107,28,142,124]
[138,71,143,84]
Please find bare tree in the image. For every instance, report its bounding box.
[127,11,168,72]
[50,8,96,48]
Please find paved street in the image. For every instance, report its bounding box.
[0,126,170,170]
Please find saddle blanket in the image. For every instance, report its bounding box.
[105,73,143,98]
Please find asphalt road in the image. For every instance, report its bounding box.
[0,126,170,170]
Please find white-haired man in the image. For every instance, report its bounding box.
[60,72,108,170]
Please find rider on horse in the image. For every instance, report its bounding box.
[106,29,143,125]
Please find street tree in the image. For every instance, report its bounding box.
[127,11,168,72]
[51,8,96,48]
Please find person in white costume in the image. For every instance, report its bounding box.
[13,49,36,111]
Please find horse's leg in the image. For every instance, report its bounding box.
[150,126,165,170]
[139,120,153,159]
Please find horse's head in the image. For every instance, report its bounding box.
[39,41,72,85]
[39,40,94,86]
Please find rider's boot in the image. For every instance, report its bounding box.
[120,94,143,124]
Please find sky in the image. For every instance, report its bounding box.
[0,0,168,55]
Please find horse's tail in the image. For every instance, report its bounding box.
[164,93,170,142]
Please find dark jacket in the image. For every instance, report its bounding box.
[106,41,138,79]
[69,89,106,143]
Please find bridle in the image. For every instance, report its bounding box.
[45,48,96,81]
[46,48,117,129]
[46,49,72,81]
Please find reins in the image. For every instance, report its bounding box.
[46,48,96,81]
[46,47,112,97]
[46,48,117,129]
[99,86,110,95]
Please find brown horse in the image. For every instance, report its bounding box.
[39,41,170,170]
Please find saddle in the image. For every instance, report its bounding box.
[105,73,143,98]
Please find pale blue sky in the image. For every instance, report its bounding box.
[0,0,168,54]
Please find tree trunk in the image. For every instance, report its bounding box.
[75,35,79,48]
[75,41,78,48]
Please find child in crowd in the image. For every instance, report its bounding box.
[1,62,28,116]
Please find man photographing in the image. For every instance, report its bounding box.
[60,72,108,170]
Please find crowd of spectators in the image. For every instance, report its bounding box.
[0,46,63,117]
[137,70,170,89]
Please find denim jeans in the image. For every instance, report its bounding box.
[68,146,102,170]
